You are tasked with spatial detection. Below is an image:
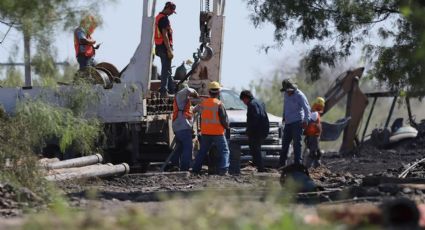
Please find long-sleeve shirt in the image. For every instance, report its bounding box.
[246,98,269,138]
[218,103,229,129]
[172,87,197,132]
[282,89,311,124]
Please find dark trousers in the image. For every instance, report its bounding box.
[171,129,193,171]
[156,46,174,94]
[305,136,321,168]
[280,121,303,166]
[249,136,265,171]
[77,55,95,70]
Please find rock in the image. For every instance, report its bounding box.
[402,187,413,194]
[18,187,42,203]
[378,184,400,195]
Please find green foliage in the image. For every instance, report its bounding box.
[0,65,24,87]
[246,0,425,94]
[0,114,59,205]
[15,100,101,154]
[59,79,101,116]
[249,73,284,116]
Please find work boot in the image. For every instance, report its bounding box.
[312,159,322,168]
[218,168,229,176]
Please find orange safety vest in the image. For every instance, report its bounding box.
[172,98,192,121]
[200,98,225,135]
[74,28,95,58]
[154,13,173,46]
[304,112,321,136]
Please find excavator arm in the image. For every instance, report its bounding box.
[322,67,368,154]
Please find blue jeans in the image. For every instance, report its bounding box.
[280,121,303,166]
[171,129,193,171]
[77,55,95,70]
[192,135,230,174]
[156,47,174,94]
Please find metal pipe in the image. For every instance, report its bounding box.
[361,96,378,143]
[45,163,129,181]
[406,97,415,127]
[46,154,103,170]
[384,96,398,129]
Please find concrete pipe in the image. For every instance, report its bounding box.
[47,163,105,176]
[38,158,60,167]
[45,163,130,182]
[46,154,103,170]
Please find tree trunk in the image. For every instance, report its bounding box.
[23,31,31,87]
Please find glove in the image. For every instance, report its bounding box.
[167,49,174,59]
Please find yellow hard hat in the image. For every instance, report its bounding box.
[208,81,221,91]
[315,97,325,107]
[312,97,325,112]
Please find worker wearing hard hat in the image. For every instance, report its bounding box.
[170,84,199,171]
[279,79,311,167]
[192,81,230,175]
[155,2,177,97]
[74,15,100,70]
[304,97,325,168]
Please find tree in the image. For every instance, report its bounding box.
[0,0,107,86]
[246,0,425,95]
[249,61,346,121]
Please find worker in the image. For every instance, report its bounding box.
[304,97,325,168]
[192,81,230,175]
[279,79,311,167]
[74,15,100,70]
[233,90,269,173]
[155,2,176,97]
[171,84,199,171]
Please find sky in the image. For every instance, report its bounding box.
[0,0,304,90]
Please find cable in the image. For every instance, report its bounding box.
[0,24,13,44]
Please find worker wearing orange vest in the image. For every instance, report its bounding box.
[155,2,176,97]
[170,85,199,171]
[74,15,100,70]
[304,97,325,168]
[192,81,230,175]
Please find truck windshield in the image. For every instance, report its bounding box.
[220,89,247,110]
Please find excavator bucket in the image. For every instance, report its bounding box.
[322,67,368,153]
[320,117,351,141]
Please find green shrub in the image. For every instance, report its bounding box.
[15,100,102,155]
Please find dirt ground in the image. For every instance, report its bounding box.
[58,139,425,211]
[1,123,425,229]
